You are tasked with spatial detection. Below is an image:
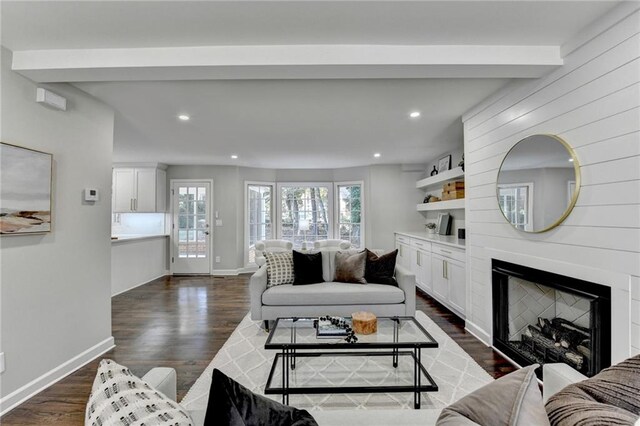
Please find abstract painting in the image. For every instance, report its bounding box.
[0,143,52,234]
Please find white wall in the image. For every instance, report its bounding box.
[166,164,425,272]
[111,237,169,296]
[462,6,640,361]
[0,48,114,412]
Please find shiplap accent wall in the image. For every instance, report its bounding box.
[462,6,640,359]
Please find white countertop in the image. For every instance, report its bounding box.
[111,234,169,243]
[395,231,466,249]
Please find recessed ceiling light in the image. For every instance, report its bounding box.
[373,153,381,158]
[568,158,574,162]
[178,114,190,121]
[409,111,421,118]
[231,155,238,159]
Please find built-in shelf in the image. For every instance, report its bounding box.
[417,198,465,211]
[416,167,464,189]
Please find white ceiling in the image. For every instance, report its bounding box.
[1,1,617,50]
[2,1,620,168]
[75,78,509,168]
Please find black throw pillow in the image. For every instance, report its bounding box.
[292,250,324,285]
[204,369,318,426]
[364,249,398,286]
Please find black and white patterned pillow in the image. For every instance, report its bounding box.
[265,251,294,287]
[86,359,193,426]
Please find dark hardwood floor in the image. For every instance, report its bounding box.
[2,275,515,425]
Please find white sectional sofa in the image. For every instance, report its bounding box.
[249,249,416,323]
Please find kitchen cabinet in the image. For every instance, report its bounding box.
[112,166,167,213]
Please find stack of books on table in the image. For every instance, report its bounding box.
[315,318,351,339]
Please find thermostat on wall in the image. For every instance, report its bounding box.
[84,188,99,201]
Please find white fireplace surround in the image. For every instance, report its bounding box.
[474,248,631,365]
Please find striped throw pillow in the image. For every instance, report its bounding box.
[265,251,294,287]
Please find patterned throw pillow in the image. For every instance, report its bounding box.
[86,359,193,426]
[265,251,294,287]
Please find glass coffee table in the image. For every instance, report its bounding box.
[264,316,438,409]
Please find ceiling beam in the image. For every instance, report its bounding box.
[12,44,562,82]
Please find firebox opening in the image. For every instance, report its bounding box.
[492,259,611,379]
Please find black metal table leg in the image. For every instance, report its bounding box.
[414,346,421,409]
[393,318,399,368]
[291,325,296,370]
[281,348,287,404]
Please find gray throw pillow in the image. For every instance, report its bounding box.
[333,250,366,284]
[436,364,549,426]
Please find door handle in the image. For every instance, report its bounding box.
[134,198,137,211]
[444,260,448,279]
[417,251,420,266]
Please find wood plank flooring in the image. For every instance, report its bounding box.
[1,275,514,425]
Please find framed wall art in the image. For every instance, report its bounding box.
[0,142,53,235]
[437,155,452,173]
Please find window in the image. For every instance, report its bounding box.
[336,182,363,248]
[277,183,332,249]
[498,183,533,232]
[245,183,273,265]
[245,181,365,264]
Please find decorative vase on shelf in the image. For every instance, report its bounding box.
[430,166,438,176]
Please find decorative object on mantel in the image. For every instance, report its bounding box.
[458,154,465,172]
[442,181,465,200]
[351,311,378,335]
[0,142,53,235]
[316,316,358,343]
[426,222,437,234]
[424,194,440,203]
[497,134,580,233]
[430,165,438,176]
[457,228,466,239]
[438,154,452,173]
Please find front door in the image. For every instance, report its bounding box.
[171,180,212,274]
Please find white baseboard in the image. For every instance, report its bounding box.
[465,320,491,346]
[0,336,115,417]
[212,269,241,276]
[111,272,169,297]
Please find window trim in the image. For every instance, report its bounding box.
[244,181,275,268]
[334,180,365,249]
[497,182,534,232]
[275,182,334,247]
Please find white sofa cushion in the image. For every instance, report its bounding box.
[262,282,405,306]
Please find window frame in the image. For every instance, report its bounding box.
[244,181,275,268]
[275,182,334,249]
[497,182,534,232]
[334,180,365,249]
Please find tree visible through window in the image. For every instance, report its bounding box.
[280,185,330,248]
[247,184,272,264]
[337,183,362,248]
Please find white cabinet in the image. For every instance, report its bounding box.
[112,167,167,213]
[395,232,466,319]
[415,248,432,293]
[431,251,466,318]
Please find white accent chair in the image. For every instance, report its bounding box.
[313,239,352,250]
[254,239,293,267]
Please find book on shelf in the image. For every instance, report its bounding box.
[315,318,351,338]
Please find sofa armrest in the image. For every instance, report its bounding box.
[395,265,416,316]
[250,266,268,321]
[543,363,587,403]
[142,367,177,402]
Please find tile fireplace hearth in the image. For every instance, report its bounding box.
[492,259,611,379]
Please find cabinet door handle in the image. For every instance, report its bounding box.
[442,260,445,279]
[399,245,402,256]
[135,198,137,211]
[417,251,420,266]
[445,260,448,279]
[130,198,133,211]
[440,249,452,254]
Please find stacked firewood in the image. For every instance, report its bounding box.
[521,317,591,372]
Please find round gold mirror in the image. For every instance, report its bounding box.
[496,134,580,233]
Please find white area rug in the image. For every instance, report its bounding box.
[181,311,493,412]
